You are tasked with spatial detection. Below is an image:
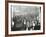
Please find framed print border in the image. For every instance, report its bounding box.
[5,0,45,37]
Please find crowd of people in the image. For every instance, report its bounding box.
[11,16,40,31]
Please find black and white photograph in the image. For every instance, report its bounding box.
[11,5,41,31]
[8,2,45,35]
